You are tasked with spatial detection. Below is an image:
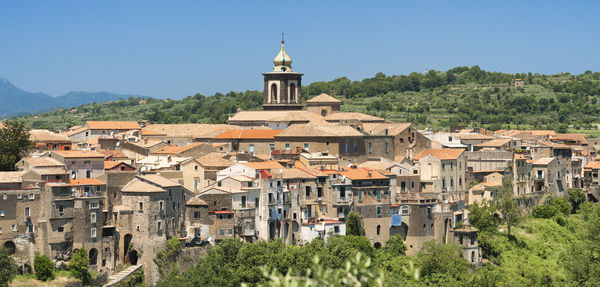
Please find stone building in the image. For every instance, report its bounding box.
[50,150,105,179]
[306,93,341,116]
[415,149,467,196]
[211,129,282,156]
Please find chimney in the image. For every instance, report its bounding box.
[368,171,372,178]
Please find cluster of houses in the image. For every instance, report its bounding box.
[1,40,599,282]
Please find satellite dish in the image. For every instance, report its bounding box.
[71,173,76,179]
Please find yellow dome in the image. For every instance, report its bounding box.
[273,40,292,72]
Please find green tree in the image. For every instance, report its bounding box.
[346,212,363,236]
[568,188,586,213]
[381,235,407,256]
[549,197,570,215]
[34,254,55,281]
[532,205,557,219]
[467,199,500,233]
[563,204,600,286]
[69,247,91,285]
[0,247,17,287]
[0,120,34,171]
[496,183,521,237]
[417,241,472,284]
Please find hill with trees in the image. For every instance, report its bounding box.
[12,66,600,134]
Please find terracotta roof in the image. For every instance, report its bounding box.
[70,178,105,186]
[532,157,554,165]
[241,161,284,170]
[362,123,412,136]
[197,152,232,168]
[0,172,23,183]
[65,127,87,136]
[550,133,588,144]
[475,138,512,147]
[104,161,134,170]
[152,142,204,155]
[271,168,316,179]
[306,93,341,103]
[514,154,527,160]
[122,178,165,193]
[29,130,70,142]
[585,161,600,169]
[22,156,64,167]
[228,110,322,123]
[358,161,398,171]
[86,121,140,130]
[414,149,464,160]
[537,140,572,149]
[186,196,208,206]
[144,124,240,139]
[212,129,282,140]
[323,112,385,122]
[140,127,167,136]
[277,120,363,138]
[54,150,104,159]
[138,174,181,188]
[338,167,389,180]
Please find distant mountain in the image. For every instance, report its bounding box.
[0,78,144,117]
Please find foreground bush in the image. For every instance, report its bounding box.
[34,255,54,281]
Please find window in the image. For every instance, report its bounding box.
[25,207,30,217]
[84,160,91,164]
[138,202,144,211]
[71,170,77,178]
[459,178,462,187]
[353,143,357,153]
[376,206,381,218]
[385,142,388,152]
[28,225,34,233]
[227,228,233,235]
[249,144,255,153]
[368,142,372,153]
[194,179,199,190]
[1,210,4,217]
[305,186,311,197]
[304,143,309,151]
[339,186,346,198]
[17,194,22,199]
[376,190,381,202]
[270,144,275,151]
[195,165,198,171]
[57,226,64,232]
[317,188,323,198]
[157,221,162,230]
[358,191,362,203]
[136,225,140,231]
[91,228,96,238]
[411,181,415,189]
[90,213,96,223]
[90,201,99,209]
[11,225,16,232]
[241,196,246,208]
[401,205,410,215]
[450,178,454,187]
[29,193,35,200]
[285,143,290,151]
[442,178,446,189]
[377,225,381,235]
[442,163,445,171]
[219,229,224,235]
[334,225,340,233]
[159,201,164,211]
[345,143,349,153]
[321,205,327,214]
[194,211,201,219]
[2,193,6,200]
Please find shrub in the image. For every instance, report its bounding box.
[69,247,90,285]
[532,205,557,219]
[34,255,55,281]
[549,197,570,215]
[0,247,17,287]
[346,212,364,236]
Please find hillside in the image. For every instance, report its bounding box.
[12,66,600,134]
[0,78,142,117]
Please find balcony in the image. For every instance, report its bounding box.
[337,196,352,205]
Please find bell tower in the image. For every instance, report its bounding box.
[262,36,303,110]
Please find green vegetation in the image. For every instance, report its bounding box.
[0,247,17,287]
[13,67,600,133]
[33,255,54,282]
[68,247,91,285]
[0,120,33,171]
[346,212,363,236]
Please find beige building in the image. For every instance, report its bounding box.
[138,155,205,194]
[415,149,466,196]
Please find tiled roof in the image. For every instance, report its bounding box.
[186,196,208,206]
[152,142,204,155]
[228,110,322,123]
[197,153,232,168]
[104,161,133,170]
[550,133,588,144]
[306,93,341,103]
[475,138,512,147]
[414,149,464,160]
[212,129,282,140]
[138,174,181,188]
[358,161,397,171]
[98,149,128,159]
[271,168,316,179]
[70,178,105,186]
[22,156,64,167]
[86,121,140,130]
[323,112,386,122]
[140,127,167,136]
[277,120,363,137]
[144,124,240,138]
[54,150,104,158]
[0,172,23,183]
[584,161,600,169]
[241,161,284,170]
[122,178,164,193]
[533,157,554,165]
[29,130,70,142]
[338,167,389,180]
[362,123,412,136]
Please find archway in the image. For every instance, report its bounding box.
[89,248,98,266]
[471,251,475,263]
[123,234,133,263]
[374,242,382,249]
[3,241,15,255]
[271,84,278,103]
[128,250,138,265]
[289,83,296,103]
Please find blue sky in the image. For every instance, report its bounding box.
[0,1,598,99]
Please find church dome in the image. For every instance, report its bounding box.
[273,40,292,72]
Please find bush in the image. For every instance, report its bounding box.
[0,247,17,287]
[382,234,407,256]
[69,247,90,285]
[34,255,54,281]
[568,189,586,213]
[550,197,570,215]
[532,205,558,219]
[346,212,363,236]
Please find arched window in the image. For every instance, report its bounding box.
[376,224,381,235]
[471,251,475,262]
[271,83,278,103]
[89,248,98,266]
[289,83,296,103]
[321,109,327,116]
